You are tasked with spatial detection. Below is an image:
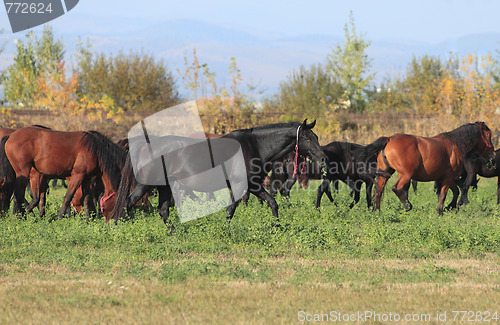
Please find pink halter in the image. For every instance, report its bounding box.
[100,192,116,211]
[292,125,307,178]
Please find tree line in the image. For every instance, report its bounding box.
[0,15,500,132]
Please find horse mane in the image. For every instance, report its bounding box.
[31,124,51,130]
[109,154,137,221]
[116,138,130,151]
[439,122,484,156]
[80,131,127,190]
[230,122,302,135]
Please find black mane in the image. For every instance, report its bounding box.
[81,131,128,190]
[439,122,485,156]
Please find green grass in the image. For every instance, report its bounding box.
[0,178,499,323]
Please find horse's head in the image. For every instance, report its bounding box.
[297,119,327,166]
[101,192,117,223]
[476,122,495,163]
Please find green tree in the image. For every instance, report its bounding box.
[3,25,64,107]
[326,12,374,112]
[76,50,180,112]
[404,55,447,114]
[263,63,343,120]
[0,29,6,89]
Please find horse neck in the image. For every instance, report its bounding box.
[100,172,117,197]
[250,129,295,163]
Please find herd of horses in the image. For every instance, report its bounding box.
[0,119,496,227]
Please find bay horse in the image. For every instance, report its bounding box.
[110,120,327,225]
[358,122,495,214]
[0,125,55,215]
[0,127,126,221]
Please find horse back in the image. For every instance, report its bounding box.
[384,133,461,181]
[5,127,97,176]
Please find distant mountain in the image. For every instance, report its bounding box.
[1,17,499,97]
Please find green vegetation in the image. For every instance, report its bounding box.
[326,11,374,112]
[0,179,498,323]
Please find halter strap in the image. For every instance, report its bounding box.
[293,125,307,178]
[100,192,116,211]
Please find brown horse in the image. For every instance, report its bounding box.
[0,127,126,222]
[0,125,54,214]
[358,122,494,214]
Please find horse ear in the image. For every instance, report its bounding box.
[302,119,308,128]
[306,119,316,129]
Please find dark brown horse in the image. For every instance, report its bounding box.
[358,122,494,214]
[451,148,500,206]
[110,120,327,225]
[0,127,126,222]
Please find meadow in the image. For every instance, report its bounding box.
[0,178,498,324]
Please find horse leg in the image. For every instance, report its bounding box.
[37,176,49,218]
[226,197,242,222]
[411,179,418,193]
[241,191,250,206]
[497,177,500,205]
[324,179,334,202]
[251,188,280,224]
[363,177,374,208]
[25,171,44,215]
[57,174,85,218]
[445,183,459,210]
[437,184,450,215]
[82,178,95,220]
[157,186,174,230]
[458,169,475,206]
[391,174,413,211]
[316,179,330,209]
[348,178,362,209]
[126,184,153,211]
[373,173,390,211]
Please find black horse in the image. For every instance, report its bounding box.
[273,141,378,209]
[451,148,499,206]
[110,120,327,225]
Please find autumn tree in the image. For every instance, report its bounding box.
[263,63,343,120]
[3,25,64,107]
[326,12,374,112]
[75,48,180,113]
[492,48,500,90]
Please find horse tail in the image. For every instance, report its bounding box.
[81,131,127,191]
[109,154,137,221]
[0,136,16,211]
[358,137,390,167]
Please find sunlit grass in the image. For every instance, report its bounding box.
[0,178,498,323]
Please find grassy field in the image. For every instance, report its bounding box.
[0,179,499,324]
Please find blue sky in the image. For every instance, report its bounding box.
[1,0,500,95]
[3,0,500,41]
[56,0,500,42]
